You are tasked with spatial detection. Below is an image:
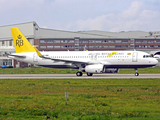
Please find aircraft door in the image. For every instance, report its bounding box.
[132,52,138,62]
[33,53,38,63]
[90,53,99,60]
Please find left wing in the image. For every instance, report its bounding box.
[33,47,102,64]
[34,47,90,64]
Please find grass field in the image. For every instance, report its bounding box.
[0,67,159,74]
[0,78,160,119]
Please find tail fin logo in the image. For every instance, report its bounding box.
[16,35,23,47]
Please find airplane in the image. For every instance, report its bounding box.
[8,27,158,76]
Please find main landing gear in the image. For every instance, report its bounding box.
[134,68,139,76]
[76,71,83,76]
[76,72,93,77]
[76,65,93,77]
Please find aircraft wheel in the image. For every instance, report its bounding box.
[76,72,83,76]
[87,73,93,76]
[135,72,139,76]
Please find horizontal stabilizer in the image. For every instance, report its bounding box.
[8,54,26,58]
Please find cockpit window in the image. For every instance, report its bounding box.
[143,54,153,58]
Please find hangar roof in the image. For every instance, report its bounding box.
[0,22,35,41]
[0,21,160,41]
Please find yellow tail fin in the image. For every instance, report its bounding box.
[11,27,36,53]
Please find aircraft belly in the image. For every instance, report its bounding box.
[106,58,155,68]
[105,64,156,68]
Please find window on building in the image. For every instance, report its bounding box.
[95,40,101,43]
[54,40,60,43]
[122,45,128,48]
[9,41,12,46]
[68,40,74,43]
[68,45,74,48]
[81,45,85,48]
[116,45,121,48]
[3,59,10,65]
[47,46,53,49]
[40,40,46,43]
[103,45,108,48]
[61,45,68,48]
[82,40,88,43]
[115,40,121,43]
[130,45,134,48]
[61,40,67,43]
[89,46,94,48]
[148,45,154,48]
[155,45,160,48]
[47,40,53,43]
[75,40,79,44]
[135,45,141,48]
[122,40,128,43]
[108,40,115,43]
[8,59,12,66]
[2,41,5,46]
[102,40,108,43]
[148,40,154,43]
[142,45,147,48]
[40,46,46,48]
[130,39,134,43]
[54,46,60,48]
[155,40,160,43]
[142,40,147,43]
[135,40,141,43]
[109,46,115,48]
[75,45,79,48]
[89,40,94,43]
[95,46,101,48]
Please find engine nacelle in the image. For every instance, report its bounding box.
[85,64,103,73]
[104,68,119,73]
[154,55,160,59]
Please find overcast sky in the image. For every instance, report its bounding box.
[0,0,160,32]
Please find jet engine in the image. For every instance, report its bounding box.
[104,68,119,73]
[154,55,160,59]
[85,64,103,73]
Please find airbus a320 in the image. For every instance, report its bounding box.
[8,28,158,76]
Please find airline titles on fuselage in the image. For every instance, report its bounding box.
[50,52,131,60]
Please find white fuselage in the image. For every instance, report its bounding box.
[8,51,158,69]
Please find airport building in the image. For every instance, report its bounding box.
[0,21,160,68]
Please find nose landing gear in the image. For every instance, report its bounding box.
[134,68,139,76]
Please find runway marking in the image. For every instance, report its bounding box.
[0,74,159,79]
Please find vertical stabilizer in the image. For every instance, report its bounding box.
[11,27,36,53]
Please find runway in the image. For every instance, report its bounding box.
[0,74,159,79]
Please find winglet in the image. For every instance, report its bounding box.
[33,46,43,57]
